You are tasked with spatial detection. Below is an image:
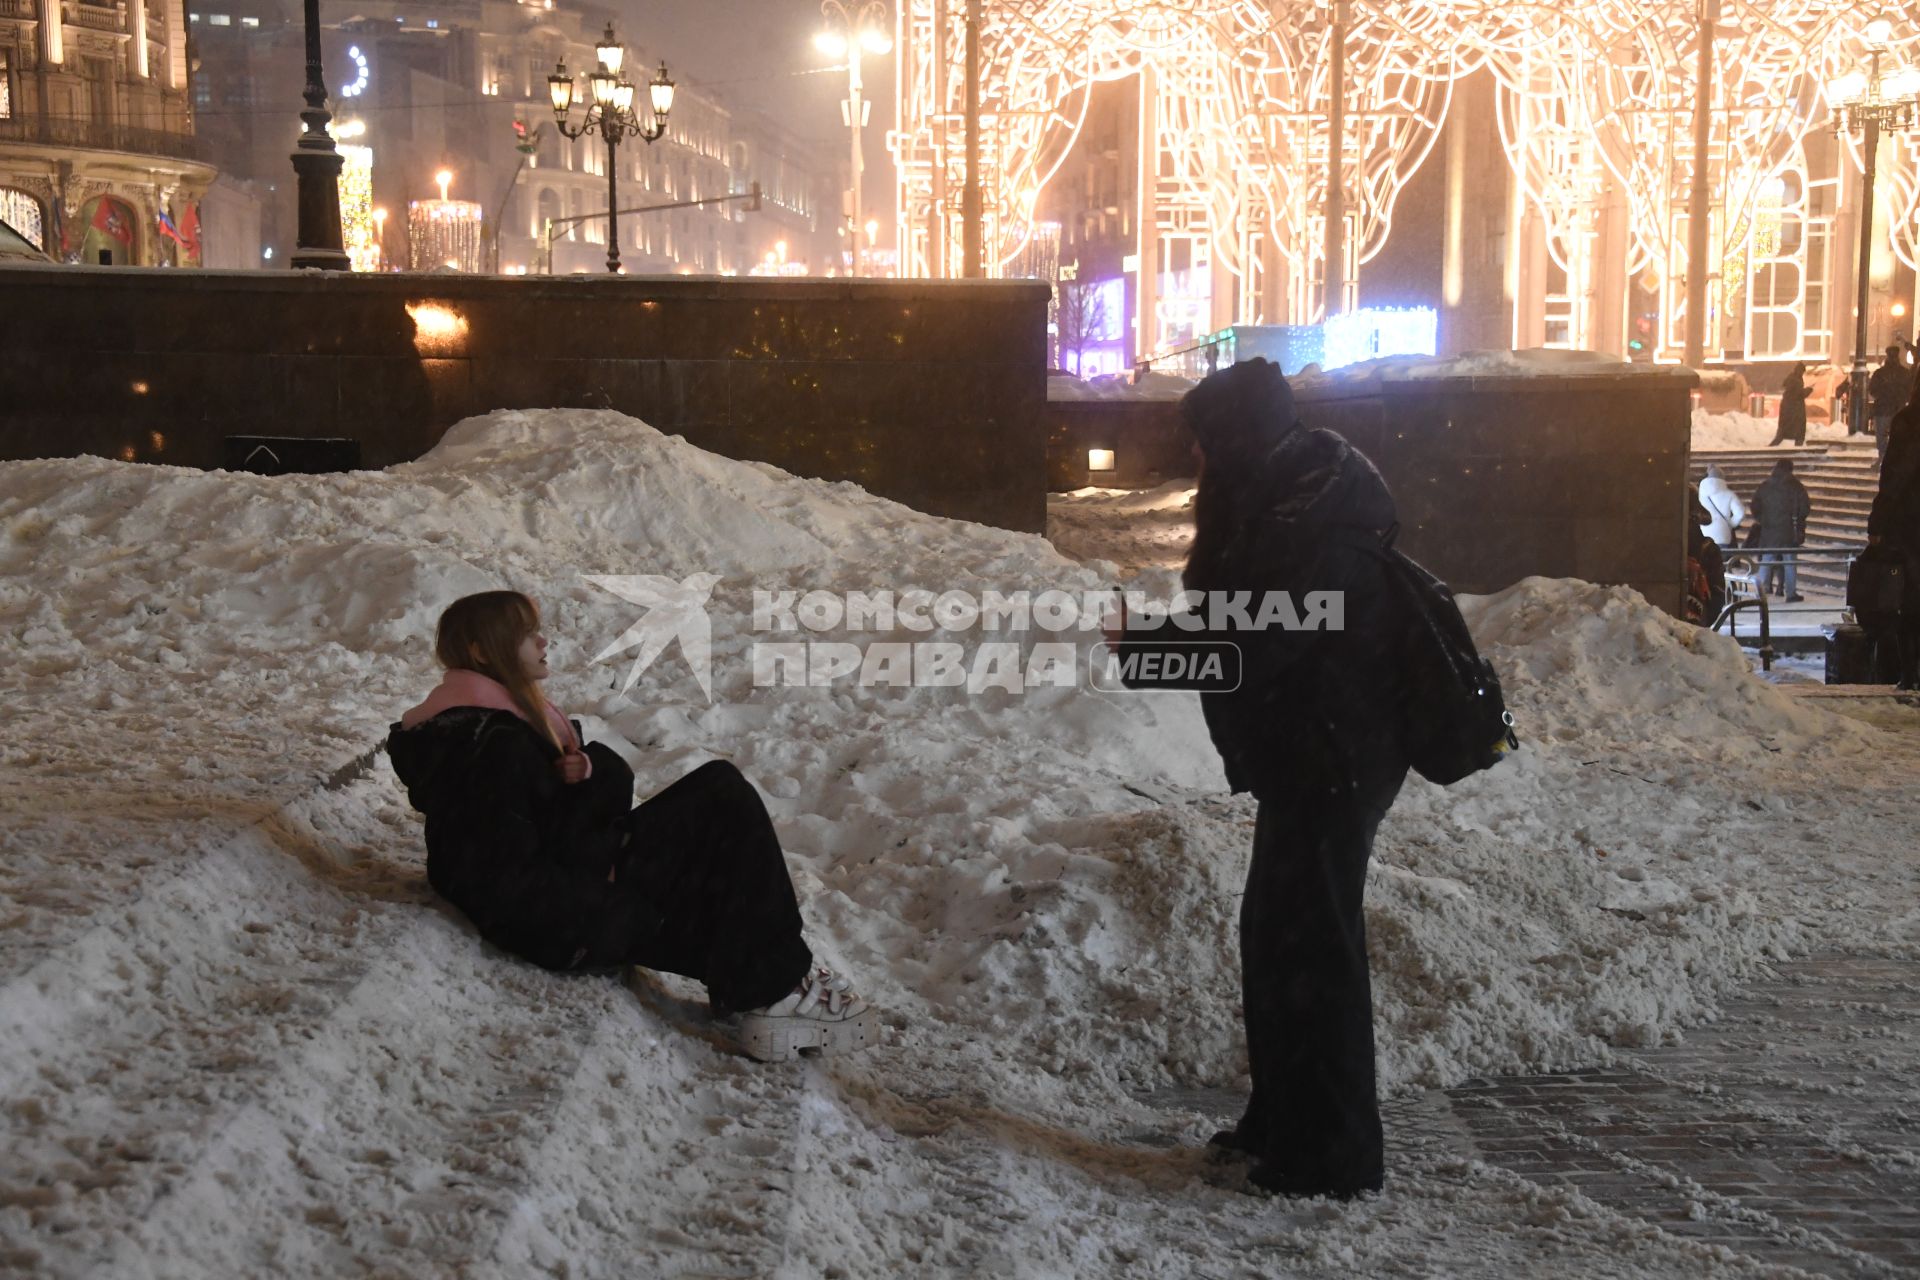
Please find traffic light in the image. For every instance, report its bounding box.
[748,181,762,212]
[513,120,538,155]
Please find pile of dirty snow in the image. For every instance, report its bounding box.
[0,407,1909,1275]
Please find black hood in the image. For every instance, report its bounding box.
[1182,357,1297,467]
[1187,427,1399,592]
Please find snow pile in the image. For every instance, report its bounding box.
[1,409,1872,1088]
[1294,347,1677,387]
[1691,406,1846,450]
[3,407,1912,1273]
[1045,481,1198,577]
[1048,371,1196,402]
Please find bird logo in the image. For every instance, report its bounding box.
[584,572,722,701]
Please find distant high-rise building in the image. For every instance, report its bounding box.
[189,0,842,275]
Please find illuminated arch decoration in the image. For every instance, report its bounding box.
[893,0,1458,351]
[896,0,1901,361]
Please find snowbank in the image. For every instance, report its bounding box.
[2,407,1910,1274]
[1293,348,1680,387]
[1048,371,1196,402]
[0,410,1875,1089]
[1691,407,1847,451]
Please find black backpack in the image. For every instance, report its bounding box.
[1352,528,1519,785]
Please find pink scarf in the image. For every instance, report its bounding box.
[399,668,584,759]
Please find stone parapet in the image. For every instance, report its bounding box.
[0,269,1052,532]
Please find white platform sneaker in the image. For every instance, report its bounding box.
[737,966,878,1063]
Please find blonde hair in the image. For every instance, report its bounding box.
[433,591,562,749]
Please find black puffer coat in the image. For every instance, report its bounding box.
[1872,404,1920,565]
[1180,426,1414,802]
[386,708,652,971]
[1751,471,1812,548]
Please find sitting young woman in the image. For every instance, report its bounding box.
[386,590,875,1062]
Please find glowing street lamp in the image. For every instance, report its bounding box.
[817,0,891,277]
[548,22,675,273]
[1828,16,1920,435]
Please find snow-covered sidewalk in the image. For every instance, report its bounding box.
[3,410,1918,1277]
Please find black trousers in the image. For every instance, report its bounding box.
[1233,768,1400,1195]
[613,760,813,1014]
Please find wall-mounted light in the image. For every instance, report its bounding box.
[406,301,470,355]
[1088,448,1117,472]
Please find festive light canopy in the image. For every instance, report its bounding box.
[894,0,1918,357]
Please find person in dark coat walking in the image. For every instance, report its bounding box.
[1770,362,1811,446]
[1750,459,1812,601]
[1868,345,1912,448]
[386,591,875,1060]
[1111,359,1415,1199]
[1867,388,1920,687]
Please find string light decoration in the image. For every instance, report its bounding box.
[894,0,1911,361]
[335,126,379,272]
[408,170,484,272]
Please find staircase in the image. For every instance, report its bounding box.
[1689,439,1883,597]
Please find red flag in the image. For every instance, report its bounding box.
[90,199,133,247]
[180,202,200,256]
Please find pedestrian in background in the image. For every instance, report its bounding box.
[1866,383,1920,687]
[1751,459,1812,602]
[1868,345,1911,451]
[1770,363,1811,447]
[1698,464,1745,547]
[1687,500,1728,626]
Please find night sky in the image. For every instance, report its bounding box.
[625,0,896,149]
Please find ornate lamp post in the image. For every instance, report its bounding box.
[548,24,676,274]
[815,1,891,277]
[289,0,349,269]
[1828,17,1920,434]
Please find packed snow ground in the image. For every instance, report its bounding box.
[1691,408,1846,451]
[3,410,1919,1278]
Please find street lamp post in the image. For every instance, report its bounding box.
[289,0,349,269]
[815,1,891,278]
[1828,17,1920,434]
[548,24,676,275]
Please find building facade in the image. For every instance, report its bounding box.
[0,0,214,264]
[189,0,841,276]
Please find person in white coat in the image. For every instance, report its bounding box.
[1698,465,1746,547]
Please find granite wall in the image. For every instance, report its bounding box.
[0,269,1051,532]
[1048,368,1696,614]
[1046,399,1193,491]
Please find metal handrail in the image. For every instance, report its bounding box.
[1712,595,1775,669]
[1137,331,1234,378]
[0,115,210,164]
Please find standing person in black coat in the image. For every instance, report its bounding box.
[1770,362,1811,446]
[1868,389,1920,687]
[386,590,876,1061]
[1868,345,1912,448]
[1750,459,1813,601]
[1112,359,1415,1199]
